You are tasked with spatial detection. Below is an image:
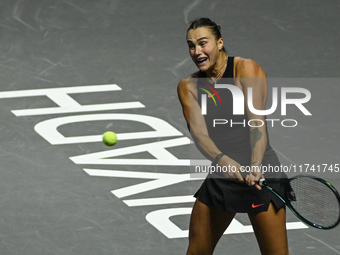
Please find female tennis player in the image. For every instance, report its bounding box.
[177,18,289,255]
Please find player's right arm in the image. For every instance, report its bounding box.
[177,76,243,182]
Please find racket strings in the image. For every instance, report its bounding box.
[287,177,340,228]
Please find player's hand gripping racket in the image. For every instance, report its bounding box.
[259,175,340,229]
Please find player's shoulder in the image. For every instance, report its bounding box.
[234,56,266,78]
[177,71,199,91]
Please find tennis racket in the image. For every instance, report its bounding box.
[259,175,340,229]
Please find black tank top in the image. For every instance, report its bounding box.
[197,56,278,168]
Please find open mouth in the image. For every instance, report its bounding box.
[196,57,208,65]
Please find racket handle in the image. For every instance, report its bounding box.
[259,179,266,186]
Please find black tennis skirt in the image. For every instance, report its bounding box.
[194,148,287,214]
[194,175,286,213]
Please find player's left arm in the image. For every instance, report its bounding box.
[236,58,268,189]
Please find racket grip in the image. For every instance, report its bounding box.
[259,179,266,187]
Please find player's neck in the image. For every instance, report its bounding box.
[206,53,227,83]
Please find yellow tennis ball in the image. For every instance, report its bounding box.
[102,131,118,146]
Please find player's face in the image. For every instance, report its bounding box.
[186,27,223,73]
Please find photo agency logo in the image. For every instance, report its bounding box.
[198,82,223,111]
[199,80,312,128]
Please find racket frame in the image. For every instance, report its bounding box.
[259,175,340,230]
